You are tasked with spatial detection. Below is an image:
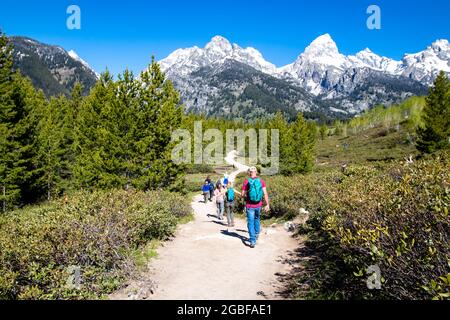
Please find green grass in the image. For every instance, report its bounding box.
[132,239,160,270]
[178,213,195,224]
[315,122,417,171]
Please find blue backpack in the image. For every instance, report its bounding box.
[247,178,263,203]
[226,188,235,202]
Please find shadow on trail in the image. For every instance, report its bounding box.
[220,229,250,247]
[211,220,228,227]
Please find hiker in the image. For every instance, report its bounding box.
[202,181,210,203]
[214,184,226,220]
[208,180,215,201]
[225,183,238,227]
[241,167,270,248]
[223,173,229,187]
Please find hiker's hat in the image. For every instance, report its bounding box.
[249,166,257,173]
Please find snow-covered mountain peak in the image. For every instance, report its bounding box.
[160,35,278,76]
[205,35,233,55]
[304,34,339,55]
[351,48,401,73]
[431,39,449,52]
[68,50,96,73]
[400,39,450,84]
[299,33,347,70]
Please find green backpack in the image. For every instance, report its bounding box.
[247,178,263,203]
[226,188,235,202]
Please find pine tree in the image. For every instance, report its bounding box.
[0,31,43,208]
[133,57,185,191]
[267,112,289,172]
[73,59,185,192]
[35,96,74,200]
[416,71,450,154]
[282,113,317,175]
[73,71,118,189]
[319,125,328,140]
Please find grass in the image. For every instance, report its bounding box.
[178,213,195,224]
[133,239,160,270]
[315,122,417,171]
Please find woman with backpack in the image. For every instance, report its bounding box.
[214,184,226,220]
[241,167,270,248]
[225,183,237,227]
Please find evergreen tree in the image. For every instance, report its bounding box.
[35,96,73,200]
[0,31,43,208]
[73,71,117,189]
[319,124,328,140]
[267,111,289,172]
[416,71,450,154]
[282,113,317,175]
[73,59,185,192]
[133,57,185,191]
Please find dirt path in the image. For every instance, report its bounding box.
[111,195,300,300]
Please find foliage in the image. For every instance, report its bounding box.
[416,71,450,154]
[266,153,449,300]
[73,60,186,192]
[0,31,46,208]
[1,34,187,209]
[0,189,190,300]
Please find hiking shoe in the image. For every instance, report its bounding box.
[250,243,256,248]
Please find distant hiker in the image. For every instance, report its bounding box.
[214,184,226,220]
[241,167,270,248]
[202,181,211,203]
[225,183,238,227]
[209,181,215,201]
[223,173,229,187]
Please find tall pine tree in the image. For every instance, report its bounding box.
[133,57,185,191]
[35,96,73,200]
[73,59,185,192]
[73,71,118,189]
[282,113,317,175]
[416,71,450,154]
[0,31,43,208]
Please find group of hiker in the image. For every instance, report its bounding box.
[201,167,270,248]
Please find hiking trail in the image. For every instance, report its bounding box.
[110,194,301,300]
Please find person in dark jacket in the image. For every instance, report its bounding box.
[202,181,211,203]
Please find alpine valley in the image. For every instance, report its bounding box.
[9,34,450,120]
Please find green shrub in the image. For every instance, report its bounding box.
[314,153,449,299]
[263,152,449,300]
[0,189,190,300]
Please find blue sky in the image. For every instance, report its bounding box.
[1,0,449,76]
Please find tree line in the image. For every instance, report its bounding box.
[0,33,185,210]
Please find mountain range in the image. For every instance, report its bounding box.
[8,34,450,120]
[160,34,449,119]
[10,36,98,97]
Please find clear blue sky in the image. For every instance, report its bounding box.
[1,0,449,76]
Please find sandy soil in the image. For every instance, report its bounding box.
[110,195,300,300]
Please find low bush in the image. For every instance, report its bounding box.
[263,152,449,300]
[0,190,190,300]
